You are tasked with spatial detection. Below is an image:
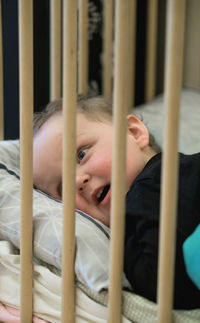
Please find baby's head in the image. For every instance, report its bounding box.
[33,95,113,133]
[33,96,158,226]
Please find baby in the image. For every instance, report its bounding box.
[33,95,200,309]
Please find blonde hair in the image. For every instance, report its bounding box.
[33,95,160,151]
[33,95,112,134]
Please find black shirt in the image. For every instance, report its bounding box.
[124,153,200,309]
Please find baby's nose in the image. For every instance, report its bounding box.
[76,174,90,191]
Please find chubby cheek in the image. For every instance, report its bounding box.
[90,152,112,178]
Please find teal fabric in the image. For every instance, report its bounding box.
[183,224,200,289]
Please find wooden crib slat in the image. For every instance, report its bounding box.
[18,0,34,322]
[0,0,3,140]
[127,0,136,110]
[102,0,114,99]
[78,0,88,95]
[157,0,186,322]
[50,0,62,100]
[183,0,200,90]
[108,1,130,322]
[61,1,77,322]
[145,0,158,102]
[102,0,136,107]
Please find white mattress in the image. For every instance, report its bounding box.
[133,88,200,154]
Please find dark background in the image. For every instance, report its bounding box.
[2,0,165,139]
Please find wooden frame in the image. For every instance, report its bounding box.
[0,1,195,322]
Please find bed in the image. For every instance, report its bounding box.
[0,0,200,322]
[0,131,200,322]
[134,88,200,155]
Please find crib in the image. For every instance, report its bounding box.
[0,0,200,322]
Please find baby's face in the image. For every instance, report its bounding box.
[33,112,153,226]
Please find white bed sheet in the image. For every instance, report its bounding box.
[133,88,200,154]
[1,240,199,323]
[0,241,131,323]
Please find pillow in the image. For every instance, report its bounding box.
[133,88,200,154]
[0,140,131,292]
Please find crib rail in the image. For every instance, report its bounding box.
[108,1,130,321]
[102,0,114,99]
[0,0,3,140]
[157,1,186,321]
[126,0,137,111]
[18,0,34,322]
[50,0,62,101]
[61,1,77,321]
[0,1,189,322]
[78,0,88,95]
[145,0,158,102]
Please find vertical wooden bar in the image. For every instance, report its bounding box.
[50,0,62,100]
[18,0,33,322]
[108,1,130,322]
[102,0,113,99]
[157,1,186,322]
[0,0,3,140]
[61,0,77,322]
[145,0,158,102]
[103,0,136,107]
[183,0,200,89]
[127,0,136,110]
[78,0,88,95]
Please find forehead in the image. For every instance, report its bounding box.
[77,112,112,131]
[41,111,63,133]
[33,112,63,160]
[35,111,112,145]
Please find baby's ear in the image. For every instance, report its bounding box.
[127,114,149,149]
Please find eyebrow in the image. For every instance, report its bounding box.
[77,132,87,138]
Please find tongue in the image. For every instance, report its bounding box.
[98,185,110,203]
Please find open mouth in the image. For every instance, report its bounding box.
[96,185,110,203]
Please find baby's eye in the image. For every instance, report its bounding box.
[77,148,88,162]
